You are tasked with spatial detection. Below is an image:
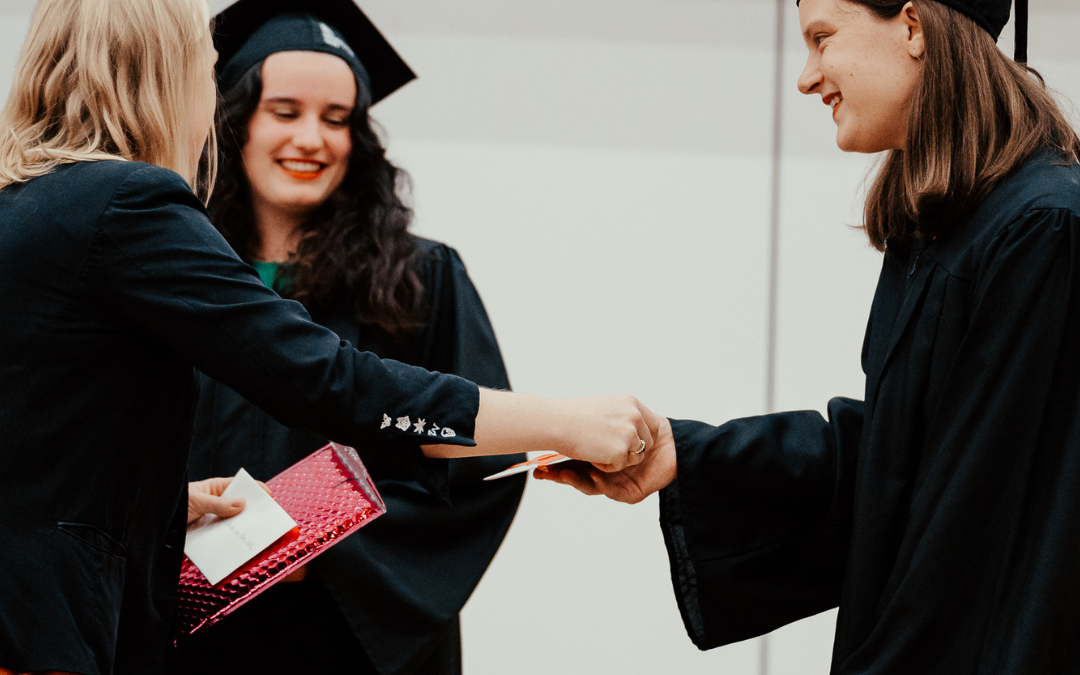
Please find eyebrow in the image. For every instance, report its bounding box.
[802,20,830,41]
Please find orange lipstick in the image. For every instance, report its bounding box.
[284,169,323,181]
[279,160,325,181]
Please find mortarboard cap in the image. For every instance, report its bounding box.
[795,0,1028,63]
[935,0,1029,62]
[213,0,416,104]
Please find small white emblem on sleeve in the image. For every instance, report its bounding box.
[380,414,391,429]
[428,424,440,437]
[413,419,426,434]
[441,427,456,438]
[395,416,411,431]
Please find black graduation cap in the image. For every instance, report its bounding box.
[932,0,1030,62]
[213,0,416,104]
[937,0,1027,62]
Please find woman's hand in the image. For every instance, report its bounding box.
[187,477,246,526]
[535,416,677,504]
[548,394,661,471]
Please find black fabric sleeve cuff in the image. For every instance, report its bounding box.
[658,411,856,650]
[660,475,709,648]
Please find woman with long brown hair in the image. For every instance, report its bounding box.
[0,0,658,672]
[175,2,526,673]
[545,0,1080,671]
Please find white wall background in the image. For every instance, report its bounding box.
[4,1,1080,673]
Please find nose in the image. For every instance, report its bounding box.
[291,114,324,152]
[797,52,822,95]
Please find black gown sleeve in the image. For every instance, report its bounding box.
[661,397,863,649]
[92,165,477,492]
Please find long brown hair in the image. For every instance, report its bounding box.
[0,0,216,192]
[211,62,423,338]
[859,0,1080,252]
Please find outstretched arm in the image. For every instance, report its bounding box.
[424,390,659,472]
[99,167,655,480]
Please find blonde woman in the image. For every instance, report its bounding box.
[0,1,657,673]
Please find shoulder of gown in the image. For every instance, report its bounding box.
[931,150,1080,274]
[406,235,512,392]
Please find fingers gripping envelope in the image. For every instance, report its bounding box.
[185,468,298,586]
[174,442,385,643]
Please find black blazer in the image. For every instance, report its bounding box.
[0,161,480,675]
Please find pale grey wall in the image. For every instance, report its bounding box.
[6,1,1080,674]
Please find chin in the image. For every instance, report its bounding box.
[277,185,330,205]
[288,196,328,212]
[835,134,890,155]
[835,128,861,153]
[835,125,898,155]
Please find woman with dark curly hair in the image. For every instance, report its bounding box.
[174,3,527,674]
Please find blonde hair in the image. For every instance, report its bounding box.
[0,0,216,194]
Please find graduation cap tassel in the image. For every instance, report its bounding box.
[1013,0,1028,63]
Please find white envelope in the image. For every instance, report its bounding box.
[483,453,573,481]
[184,468,297,585]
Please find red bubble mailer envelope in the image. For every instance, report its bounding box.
[173,442,385,643]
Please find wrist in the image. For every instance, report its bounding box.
[657,418,679,489]
[474,389,570,456]
[541,397,575,455]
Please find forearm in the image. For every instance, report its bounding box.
[423,389,654,471]
[423,389,565,458]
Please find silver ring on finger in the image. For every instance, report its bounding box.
[632,439,646,455]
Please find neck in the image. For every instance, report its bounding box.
[252,201,305,263]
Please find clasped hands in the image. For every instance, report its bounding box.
[536,395,678,504]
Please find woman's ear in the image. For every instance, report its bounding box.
[901,1,925,59]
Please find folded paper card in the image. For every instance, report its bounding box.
[483,452,573,481]
[173,442,386,643]
[185,468,298,585]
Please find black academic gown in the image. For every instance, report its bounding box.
[0,161,480,675]
[177,239,525,675]
[661,150,1080,673]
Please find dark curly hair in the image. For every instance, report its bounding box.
[209,61,423,337]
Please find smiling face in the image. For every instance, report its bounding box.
[242,50,357,228]
[797,0,924,153]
